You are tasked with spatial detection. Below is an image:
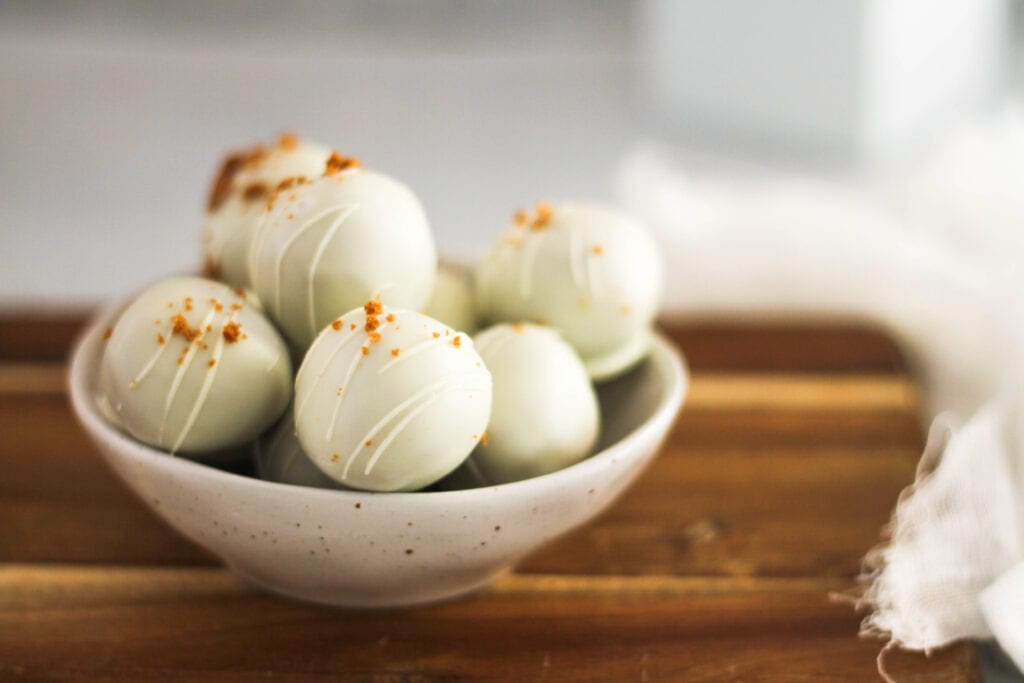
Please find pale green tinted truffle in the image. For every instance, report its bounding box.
[98,277,292,456]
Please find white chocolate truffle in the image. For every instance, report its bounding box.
[249,167,437,351]
[98,277,292,455]
[423,263,477,334]
[202,134,333,287]
[255,412,343,490]
[466,324,598,484]
[476,201,662,381]
[294,303,490,492]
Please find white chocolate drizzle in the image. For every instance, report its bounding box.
[325,343,367,441]
[377,335,446,374]
[171,312,233,452]
[271,204,350,318]
[130,338,170,389]
[322,310,415,439]
[340,373,487,479]
[295,326,362,419]
[518,229,545,300]
[306,204,359,341]
[362,382,487,476]
[159,304,219,445]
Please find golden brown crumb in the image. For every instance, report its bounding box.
[385,313,395,323]
[231,303,242,311]
[324,151,361,176]
[591,244,603,255]
[330,453,340,463]
[234,287,246,298]
[222,321,242,343]
[481,432,488,446]
[287,213,295,220]
[156,333,165,345]
[365,316,380,332]
[364,440,373,447]
[170,313,201,342]
[209,298,224,312]
[206,143,268,212]
[243,182,268,201]
[102,327,113,340]
[511,323,525,332]
[391,348,400,357]
[265,176,309,210]
[208,359,216,368]
[368,331,381,343]
[432,332,440,339]
[513,209,528,225]
[364,300,383,316]
[184,297,193,312]
[350,323,357,330]
[277,131,299,151]
[331,319,342,331]
[452,335,461,348]
[531,201,554,230]
[361,346,369,355]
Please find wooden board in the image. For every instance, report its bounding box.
[0,316,977,681]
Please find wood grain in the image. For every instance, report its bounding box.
[0,317,975,681]
[0,566,975,683]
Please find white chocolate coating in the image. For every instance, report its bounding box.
[202,136,332,287]
[423,264,477,334]
[249,171,437,352]
[476,201,662,381]
[98,277,292,455]
[466,324,598,484]
[294,304,490,492]
[255,412,344,490]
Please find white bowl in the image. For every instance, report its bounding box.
[69,314,688,607]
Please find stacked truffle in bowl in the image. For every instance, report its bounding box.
[96,133,663,494]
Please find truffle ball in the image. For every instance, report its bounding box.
[202,133,332,287]
[423,263,477,334]
[466,323,598,484]
[255,412,344,490]
[98,277,292,455]
[294,303,490,492]
[476,201,662,381]
[249,166,436,351]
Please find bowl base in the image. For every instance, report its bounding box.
[230,562,509,609]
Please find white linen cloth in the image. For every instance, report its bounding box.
[615,113,1024,669]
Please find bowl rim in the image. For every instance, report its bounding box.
[69,311,688,503]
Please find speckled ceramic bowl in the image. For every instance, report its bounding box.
[69,313,687,607]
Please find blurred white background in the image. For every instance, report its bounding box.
[0,0,1021,307]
